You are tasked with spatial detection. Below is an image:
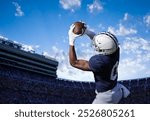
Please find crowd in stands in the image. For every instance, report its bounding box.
[0,65,150,104]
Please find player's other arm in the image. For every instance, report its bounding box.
[69,45,91,71]
[84,28,96,40]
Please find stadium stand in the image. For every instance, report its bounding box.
[0,38,150,104]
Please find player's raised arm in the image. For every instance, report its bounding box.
[68,22,91,71]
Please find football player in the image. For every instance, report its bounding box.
[68,22,130,104]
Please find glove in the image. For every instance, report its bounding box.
[76,21,95,39]
[68,24,81,46]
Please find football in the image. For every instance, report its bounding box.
[73,22,86,35]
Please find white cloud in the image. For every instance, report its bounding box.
[46,44,95,82]
[144,15,150,26]
[42,51,49,56]
[0,35,8,40]
[123,13,128,21]
[21,44,40,53]
[87,0,103,13]
[119,58,146,80]
[108,24,137,36]
[59,0,81,12]
[12,2,24,17]
[122,37,150,53]
[119,37,150,80]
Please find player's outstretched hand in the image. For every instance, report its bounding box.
[68,22,86,46]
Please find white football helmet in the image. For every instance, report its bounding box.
[93,32,119,55]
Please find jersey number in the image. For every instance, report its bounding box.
[110,61,119,81]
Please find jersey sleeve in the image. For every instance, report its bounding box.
[89,55,104,73]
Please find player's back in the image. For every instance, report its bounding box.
[89,48,120,92]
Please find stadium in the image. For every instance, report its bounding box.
[0,37,150,104]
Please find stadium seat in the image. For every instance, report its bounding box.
[1,64,150,104]
[122,80,130,88]
[138,78,146,86]
[130,79,138,87]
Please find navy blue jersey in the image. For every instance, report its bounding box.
[89,48,120,92]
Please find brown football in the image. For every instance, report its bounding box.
[73,22,86,35]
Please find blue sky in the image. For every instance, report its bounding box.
[0,0,150,81]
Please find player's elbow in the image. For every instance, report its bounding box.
[69,59,79,68]
[70,61,76,67]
